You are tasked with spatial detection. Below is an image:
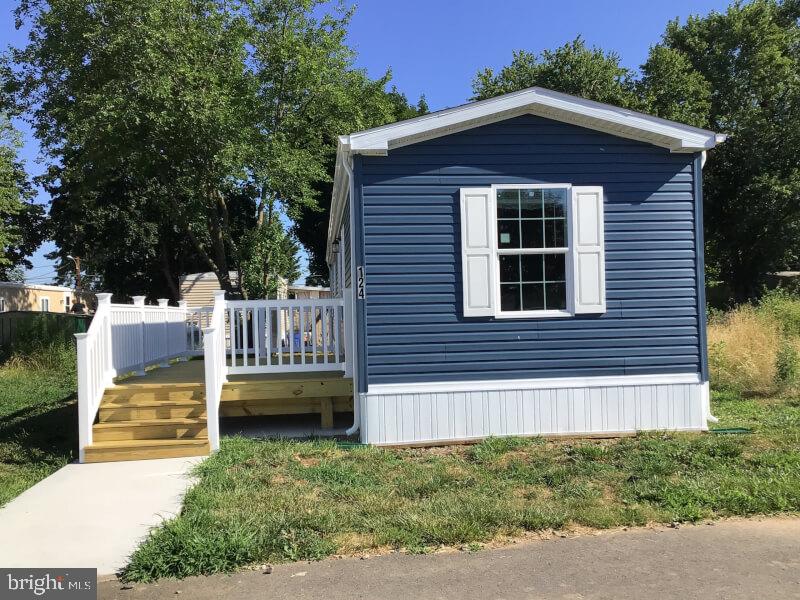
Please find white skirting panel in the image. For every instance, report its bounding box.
[359,374,706,445]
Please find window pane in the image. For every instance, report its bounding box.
[499,255,520,283]
[522,283,545,311]
[497,220,519,248]
[497,190,519,218]
[545,219,566,248]
[521,219,544,249]
[500,284,521,311]
[520,254,543,282]
[544,188,567,218]
[545,282,567,310]
[520,189,543,218]
[544,254,566,281]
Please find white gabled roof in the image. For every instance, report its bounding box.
[327,86,726,262]
[341,86,724,155]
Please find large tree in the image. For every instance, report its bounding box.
[13,0,419,299]
[648,0,800,301]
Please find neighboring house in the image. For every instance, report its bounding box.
[326,86,725,446]
[0,282,84,313]
[179,272,330,305]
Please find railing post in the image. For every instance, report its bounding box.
[157,298,170,368]
[177,300,189,361]
[213,290,227,381]
[76,332,91,463]
[131,296,146,375]
[204,327,221,452]
[95,293,114,386]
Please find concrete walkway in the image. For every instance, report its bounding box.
[0,457,201,575]
[100,518,800,600]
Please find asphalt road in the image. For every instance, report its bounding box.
[101,517,800,600]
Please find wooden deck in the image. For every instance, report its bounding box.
[83,359,353,463]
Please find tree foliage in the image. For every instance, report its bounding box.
[472,2,800,302]
[0,112,45,279]
[472,37,641,108]
[653,0,800,301]
[12,0,423,299]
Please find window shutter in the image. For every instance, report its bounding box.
[571,186,606,314]
[459,187,495,317]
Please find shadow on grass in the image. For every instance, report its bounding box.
[0,391,78,470]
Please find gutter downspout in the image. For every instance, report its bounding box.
[342,153,360,437]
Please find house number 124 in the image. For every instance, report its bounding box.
[357,266,366,299]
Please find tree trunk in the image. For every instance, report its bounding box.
[159,240,180,301]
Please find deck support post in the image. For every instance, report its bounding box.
[319,397,334,429]
[132,296,147,376]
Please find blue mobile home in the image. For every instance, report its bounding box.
[327,87,725,446]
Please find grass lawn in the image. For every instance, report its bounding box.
[0,366,77,506]
[123,389,800,582]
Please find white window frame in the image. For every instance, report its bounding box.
[0,298,5,312]
[40,297,50,312]
[490,183,574,319]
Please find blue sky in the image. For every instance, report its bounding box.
[2,0,731,285]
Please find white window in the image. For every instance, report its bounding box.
[460,185,606,319]
[0,298,5,312]
[40,297,50,312]
[65,295,71,312]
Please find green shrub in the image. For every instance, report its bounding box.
[776,340,799,385]
[759,288,800,336]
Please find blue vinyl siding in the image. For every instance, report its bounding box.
[357,114,702,386]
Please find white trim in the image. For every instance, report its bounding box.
[490,183,574,318]
[344,87,724,156]
[366,372,702,396]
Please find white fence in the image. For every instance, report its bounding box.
[226,298,346,374]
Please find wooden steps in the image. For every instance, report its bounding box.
[82,361,354,462]
[84,383,211,463]
[83,439,210,462]
[92,418,208,441]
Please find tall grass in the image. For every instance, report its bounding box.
[708,289,800,394]
[3,314,78,378]
[0,314,78,505]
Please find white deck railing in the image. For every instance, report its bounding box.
[76,295,207,461]
[76,291,348,461]
[76,293,114,462]
[202,291,227,451]
[226,298,346,374]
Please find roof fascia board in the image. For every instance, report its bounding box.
[346,87,722,154]
[326,145,351,264]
